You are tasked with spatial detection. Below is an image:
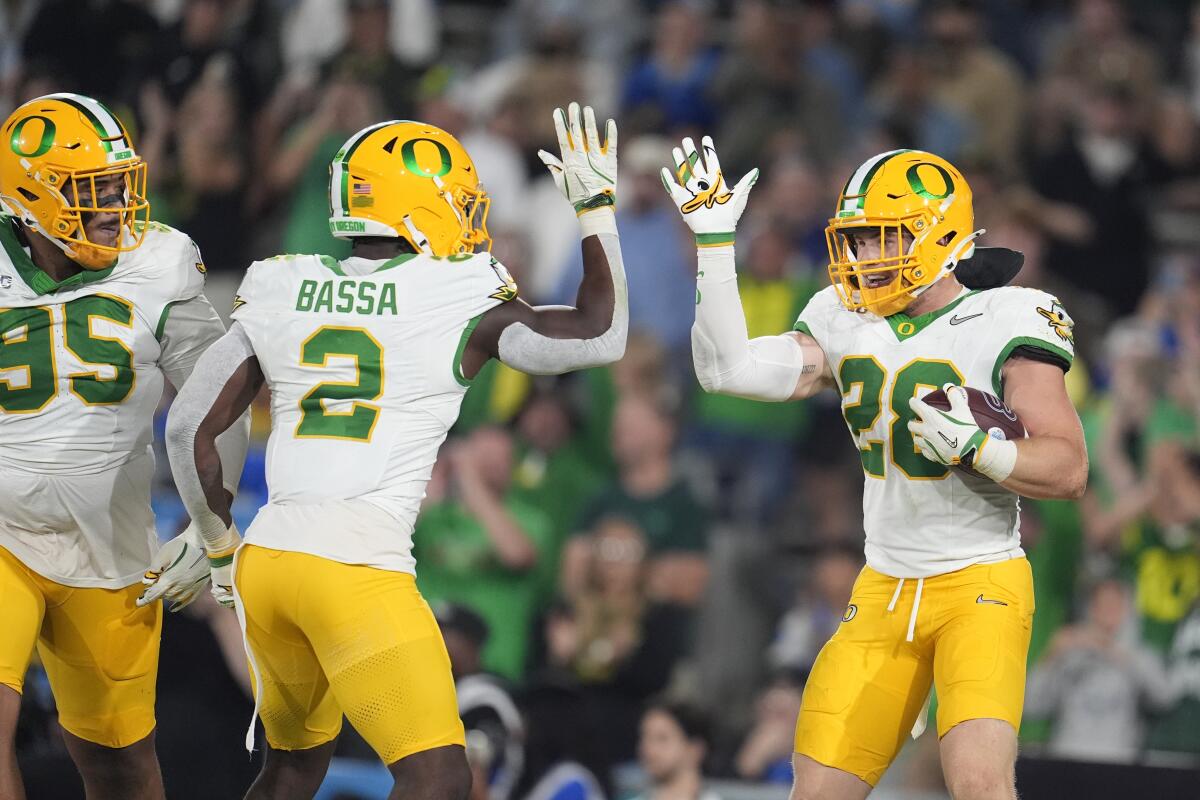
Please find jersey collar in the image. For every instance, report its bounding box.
[322,253,417,277]
[884,289,977,342]
[0,216,116,296]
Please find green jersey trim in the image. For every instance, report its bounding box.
[317,255,345,276]
[885,290,977,341]
[0,217,115,295]
[155,299,185,340]
[373,253,418,272]
[991,336,1073,395]
[793,320,814,337]
[453,312,486,387]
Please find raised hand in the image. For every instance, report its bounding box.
[537,101,618,216]
[660,135,758,246]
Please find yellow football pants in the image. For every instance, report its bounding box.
[0,545,161,747]
[795,557,1035,786]
[234,545,465,764]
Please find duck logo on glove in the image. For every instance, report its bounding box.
[677,148,734,214]
[661,135,758,244]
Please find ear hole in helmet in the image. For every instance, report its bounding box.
[18,188,38,203]
[938,232,956,246]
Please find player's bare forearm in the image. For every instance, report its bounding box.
[501,234,615,339]
[464,209,627,377]
[784,332,835,399]
[178,358,263,526]
[1001,434,1088,499]
[1000,356,1088,500]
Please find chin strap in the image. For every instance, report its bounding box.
[4,197,118,270]
[907,227,984,301]
[401,216,433,254]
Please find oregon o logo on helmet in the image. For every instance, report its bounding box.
[401,138,452,178]
[906,162,954,201]
[10,116,56,158]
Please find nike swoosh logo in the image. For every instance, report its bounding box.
[939,432,958,448]
[976,594,1008,606]
[949,313,984,326]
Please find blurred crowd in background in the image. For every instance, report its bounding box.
[4,0,1200,797]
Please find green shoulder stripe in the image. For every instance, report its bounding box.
[155,299,186,340]
[453,312,486,387]
[793,320,814,337]
[991,336,1073,395]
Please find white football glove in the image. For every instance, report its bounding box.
[138,522,209,611]
[660,135,759,245]
[537,101,618,215]
[908,384,1008,480]
[203,523,242,609]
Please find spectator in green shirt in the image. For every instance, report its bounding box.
[414,426,554,680]
[562,392,710,608]
[509,389,611,601]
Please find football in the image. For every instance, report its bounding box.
[920,386,1026,478]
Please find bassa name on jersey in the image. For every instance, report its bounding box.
[295,278,399,316]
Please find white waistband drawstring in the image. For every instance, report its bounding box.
[887,578,905,612]
[886,577,925,643]
[907,578,924,642]
[886,576,931,738]
[229,546,262,754]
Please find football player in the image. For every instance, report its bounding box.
[663,140,1087,800]
[150,102,626,800]
[0,94,249,800]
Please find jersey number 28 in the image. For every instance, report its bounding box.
[840,356,965,480]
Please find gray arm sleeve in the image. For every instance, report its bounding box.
[160,295,251,494]
[164,323,257,549]
[496,230,627,374]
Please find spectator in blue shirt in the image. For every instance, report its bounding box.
[622,0,721,135]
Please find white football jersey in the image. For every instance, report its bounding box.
[0,217,219,586]
[231,251,517,572]
[795,284,1075,578]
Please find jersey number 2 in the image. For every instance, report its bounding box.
[0,295,135,413]
[839,357,964,480]
[295,326,383,442]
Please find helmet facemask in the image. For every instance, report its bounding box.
[432,177,491,254]
[826,199,979,318]
[824,150,982,318]
[36,161,150,269]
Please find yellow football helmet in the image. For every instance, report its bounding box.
[825,149,981,317]
[328,120,490,256]
[0,93,149,270]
